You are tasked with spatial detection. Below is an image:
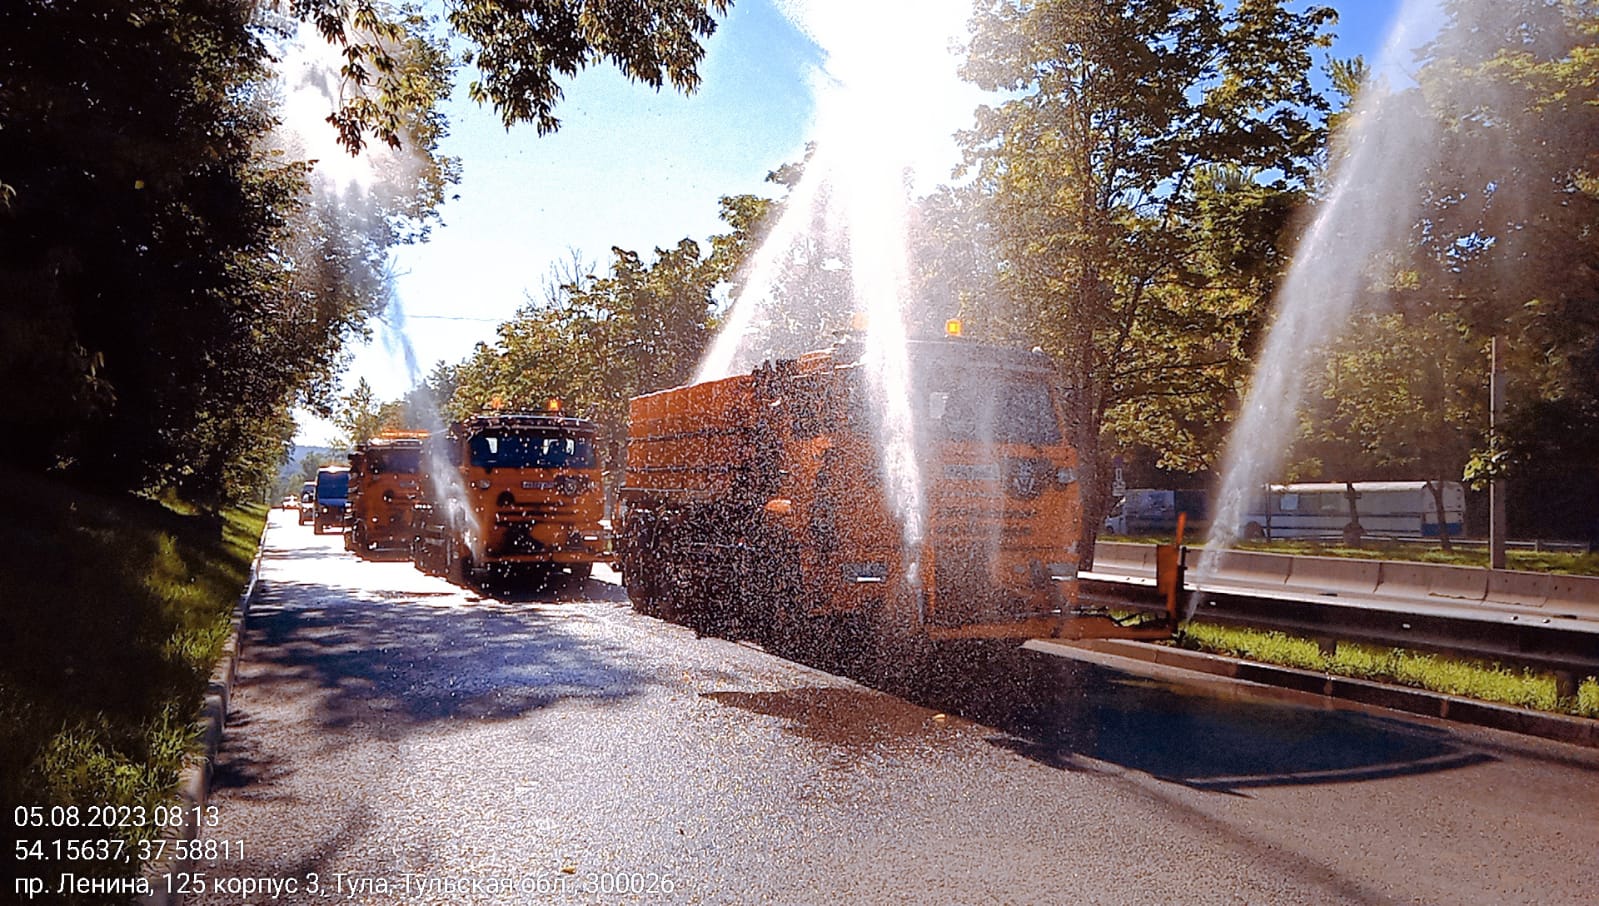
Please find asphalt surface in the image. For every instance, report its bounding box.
[190,510,1599,904]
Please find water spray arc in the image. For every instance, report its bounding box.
[695,0,979,557]
[1197,0,1449,608]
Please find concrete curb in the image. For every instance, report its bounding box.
[1038,638,1599,749]
[139,518,267,905]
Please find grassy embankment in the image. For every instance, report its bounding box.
[0,464,264,896]
[1234,538,1599,575]
[1174,622,1599,719]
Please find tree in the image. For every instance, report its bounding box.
[0,0,734,508]
[292,0,732,151]
[1407,0,1599,507]
[335,378,387,448]
[958,0,1336,545]
[299,450,340,484]
[0,0,455,507]
[451,237,722,453]
[1292,311,1489,549]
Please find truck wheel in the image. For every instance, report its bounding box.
[866,592,934,688]
[625,567,658,616]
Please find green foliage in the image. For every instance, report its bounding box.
[957,0,1336,520]
[1283,1,1598,539]
[1227,537,1599,576]
[0,0,726,510]
[1294,310,1487,484]
[296,453,333,485]
[1176,622,1598,717]
[0,466,265,891]
[335,377,387,448]
[444,191,771,451]
[290,0,732,148]
[0,0,454,508]
[451,236,726,451]
[1408,0,1599,474]
[1462,429,1511,491]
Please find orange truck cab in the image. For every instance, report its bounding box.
[345,432,427,556]
[411,412,611,585]
[619,332,1175,656]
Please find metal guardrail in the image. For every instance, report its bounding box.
[1085,543,1599,681]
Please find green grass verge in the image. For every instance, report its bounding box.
[1174,621,1599,720]
[0,464,265,901]
[1102,534,1599,576]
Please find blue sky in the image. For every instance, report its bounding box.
[298,1,1410,444]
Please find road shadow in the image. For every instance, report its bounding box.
[855,643,1496,794]
[231,572,650,740]
[486,572,631,605]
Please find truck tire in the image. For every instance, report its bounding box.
[866,590,935,687]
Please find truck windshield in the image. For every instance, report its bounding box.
[369,449,422,474]
[316,472,349,498]
[468,432,596,469]
[919,368,1061,446]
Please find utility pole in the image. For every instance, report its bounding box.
[1489,337,1507,570]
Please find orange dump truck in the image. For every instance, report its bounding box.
[618,334,1176,659]
[411,412,611,585]
[345,432,427,556]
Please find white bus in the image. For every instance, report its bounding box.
[1241,481,1466,541]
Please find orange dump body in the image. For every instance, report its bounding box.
[412,413,611,582]
[346,433,427,555]
[620,337,1171,643]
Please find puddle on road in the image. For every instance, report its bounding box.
[702,687,965,752]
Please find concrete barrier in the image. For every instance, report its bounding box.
[1424,564,1490,602]
[1203,550,1293,588]
[1285,555,1382,596]
[1485,570,1552,608]
[1090,541,1596,620]
[1093,541,1156,576]
[1374,561,1441,601]
[1545,574,1599,618]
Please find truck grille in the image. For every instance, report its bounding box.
[928,544,1048,626]
[494,502,581,521]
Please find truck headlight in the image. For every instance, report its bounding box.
[1048,562,1077,581]
[842,562,888,584]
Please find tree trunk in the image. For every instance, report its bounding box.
[1428,479,1453,552]
[1067,384,1107,571]
[1341,481,1365,547]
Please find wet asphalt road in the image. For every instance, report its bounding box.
[190,511,1599,905]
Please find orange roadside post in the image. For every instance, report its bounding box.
[1156,512,1188,618]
